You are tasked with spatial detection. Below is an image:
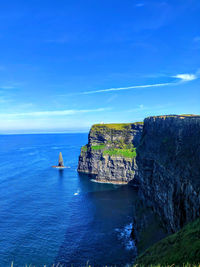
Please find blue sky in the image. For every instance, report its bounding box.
[0,0,200,133]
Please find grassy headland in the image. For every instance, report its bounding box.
[91,122,143,131]
[135,218,200,266]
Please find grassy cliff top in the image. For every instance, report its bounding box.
[91,122,143,131]
[135,218,200,266]
[146,114,200,119]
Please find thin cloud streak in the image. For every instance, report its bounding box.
[81,72,198,95]
[0,108,109,118]
[82,82,173,95]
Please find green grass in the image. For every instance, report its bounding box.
[179,114,200,117]
[103,148,136,158]
[147,114,200,119]
[135,218,200,266]
[91,122,143,131]
[82,144,106,151]
[91,144,106,150]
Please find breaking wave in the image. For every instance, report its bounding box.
[115,223,137,251]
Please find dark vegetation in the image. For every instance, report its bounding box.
[135,218,200,266]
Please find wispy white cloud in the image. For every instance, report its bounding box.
[173,73,197,81]
[80,72,198,95]
[0,108,109,118]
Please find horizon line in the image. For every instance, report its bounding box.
[0,130,90,135]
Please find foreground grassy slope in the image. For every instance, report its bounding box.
[135,218,200,266]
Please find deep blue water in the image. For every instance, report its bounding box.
[0,134,138,266]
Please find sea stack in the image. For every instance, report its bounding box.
[58,152,64,167]
[52,152,66,168]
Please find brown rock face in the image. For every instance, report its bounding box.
[136,115,200,232]
[58,152,64,167]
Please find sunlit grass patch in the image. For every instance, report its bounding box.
[134,218,200,266]
[103,148,136,158]
[91,144,106,150]
[91,122,143,132]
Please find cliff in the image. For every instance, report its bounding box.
[78,114,200,232]
[77,115,200,264]
[78,122,143,183]
[136,115,200,232]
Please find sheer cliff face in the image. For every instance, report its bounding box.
[136,115,200,232]
[78,115,200,231]
[78,123,143,183]
[88,123,143,147]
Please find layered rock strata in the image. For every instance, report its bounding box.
[78,123,143,184]
[136,115,200,232]
[78,115,200,233]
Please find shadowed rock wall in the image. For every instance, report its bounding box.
[136,115,200,232]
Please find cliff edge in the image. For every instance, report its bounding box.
[77,114,200,264]
[78,114,200,231]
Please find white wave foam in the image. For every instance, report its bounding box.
[74,189,80,196]
[115,223,136,251]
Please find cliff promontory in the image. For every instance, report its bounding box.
[136,115,200,232]
[78,114,200,264]
[78,115,200,232]
[78,122,143,183]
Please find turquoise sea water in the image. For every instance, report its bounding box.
[0,134,138,266]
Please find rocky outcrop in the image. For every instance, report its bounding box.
[136,115,200,232]
[88,122,143,147]
[78,123,143,183]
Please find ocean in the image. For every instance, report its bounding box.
[0,133,138,266]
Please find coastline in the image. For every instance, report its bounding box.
[91,179,128,185]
